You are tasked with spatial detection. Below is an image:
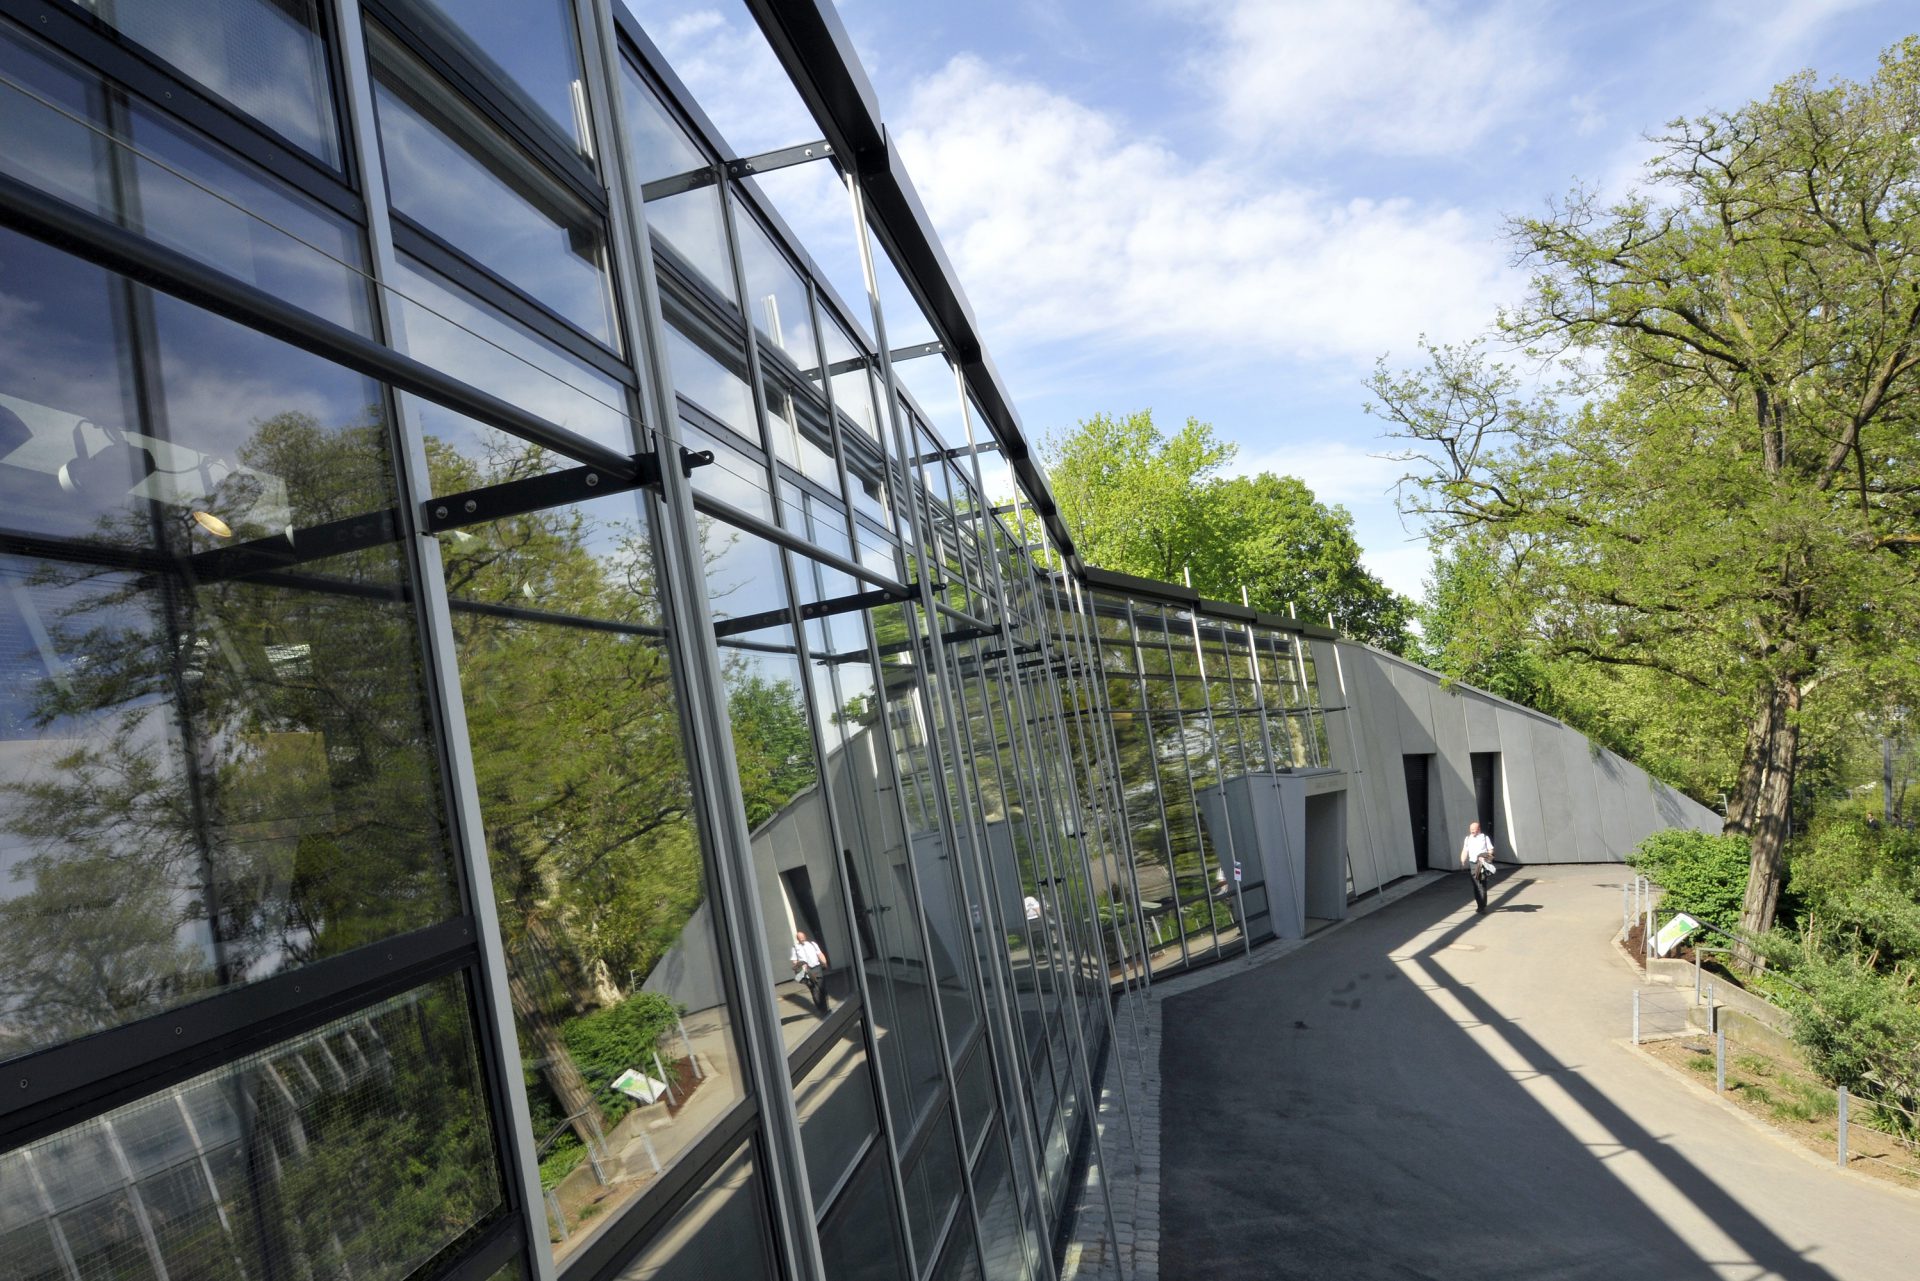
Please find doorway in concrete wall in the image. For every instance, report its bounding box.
[1471,752,1501,849]
[1403,754,1434,869]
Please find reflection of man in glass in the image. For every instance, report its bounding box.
[790,931,828,1013]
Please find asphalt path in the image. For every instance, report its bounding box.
[1159,863,1920,1280]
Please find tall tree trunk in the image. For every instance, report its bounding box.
[1736,678,1801,962]
[1724,684,1781,835]
[508,920,601,1151]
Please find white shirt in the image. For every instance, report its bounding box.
[1460,832,1495,868]
[791,940,826,969]
[1023,896,1042,921]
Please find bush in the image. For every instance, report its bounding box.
[561,991,681,1127]
[1628,828,1750,935]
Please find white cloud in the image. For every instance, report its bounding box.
[1230,439,1407,508]
[893,55,1515,369]
[645,6,822,156]
[1180,0,1556,157]
[1360,541,1434,602]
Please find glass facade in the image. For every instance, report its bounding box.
[0,3,1343,1279]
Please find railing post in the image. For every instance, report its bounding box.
[1837,1086,1850,1168]
[1633,988,1641,1045]
[1716,1027,1726,1094]
[1694,950,1702,1005]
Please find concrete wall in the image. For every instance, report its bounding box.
[1325,641,1721,896]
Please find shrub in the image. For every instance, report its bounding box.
[561,991,681,1127]
[1628,828,1750,935]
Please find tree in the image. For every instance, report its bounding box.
[1044,411,1413,650]
[1370,39,1920,944]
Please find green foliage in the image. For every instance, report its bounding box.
[561,991,681,1126]
[1043,410,1414,651]
[1757,818,1920,1132]
[1370,40,1920,936]
[1630,829,1751,935]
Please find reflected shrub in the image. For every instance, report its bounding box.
[562,991,681,1126]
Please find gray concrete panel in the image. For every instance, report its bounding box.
[1556,732,1607,862]
[1491,704,1548,864]
[1527,722,1577,862]
[1387,662,1438,752]
[1462,685,1501,748]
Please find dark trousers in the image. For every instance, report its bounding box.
[1471,866,1490,912]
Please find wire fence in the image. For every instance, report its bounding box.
[1631,977,1920,1185]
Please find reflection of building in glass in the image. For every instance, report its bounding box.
[0,3,1722,1279]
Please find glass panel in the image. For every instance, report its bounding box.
[399,0,590,153]
[370,27,616,344]
[699,520,854,1057]
[798,582,942,1126]
[902,1112,964,1275]
[678,417,774,524]
[972,1127,1029,1281]
[664,319,757,443]
[933,1223,983,1281]
[817,1144,908,1281]
[0,975,501,1280]
[610,1145,777,1281]
[735,208,816,376]
[761,357,838,490]
[621,65,736,306]
[78,0,340,164]
[794,1023,879,1214]
[0,227,455,1060]
[428,402,744,1256]
[954,1038,995,1157]
[0,24,370,332]
[389,255,630,490]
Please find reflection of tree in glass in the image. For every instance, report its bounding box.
[429,438,705,1141]
[0,410,453,1058]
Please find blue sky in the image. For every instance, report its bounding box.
[637,0,1917,600]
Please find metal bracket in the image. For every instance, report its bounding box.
[419,448,707,534]
[726,139,833,180]
[887,340,943,364]
[640,165,720,203]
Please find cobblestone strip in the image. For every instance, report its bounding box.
[1061,872,1447,1280]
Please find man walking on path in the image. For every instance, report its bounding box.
[790,931,829,1013]
[1460,821,1496,912]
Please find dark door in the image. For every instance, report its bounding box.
[1470,752,1500,841]
[781,866,828,956]
[1403,755,1431,869]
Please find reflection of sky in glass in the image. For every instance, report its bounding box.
[622,64,741,305]
[388,256,631,484]
[736,208,817,371]
[664,323,756,438]
[373,45,615,344]
[0,28,368,334]
[95,0,340,165]
[409,0,587,150]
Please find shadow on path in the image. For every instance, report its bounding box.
[1159,874,1842,1280]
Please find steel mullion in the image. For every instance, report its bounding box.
[1031,570,1142,1166]
[1126,601,1195,974]
[993,507,1128,1275]
[325,6,548,1279]
[1185,606,1251,958]
[852,173,1002,1281]
[579,2,829,1277]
